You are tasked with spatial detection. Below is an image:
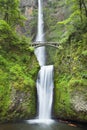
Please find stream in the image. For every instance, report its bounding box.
[0,120,87,130]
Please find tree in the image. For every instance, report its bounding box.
[79,0,87,17]
[58,0,87,43]
[0,0,25,26]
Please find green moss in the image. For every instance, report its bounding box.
[54,39,87,121]
[54,76,71,115]
[0,20,39,122]
[43,0,87,122]
[69,79,87,88]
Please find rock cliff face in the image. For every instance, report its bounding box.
[0,47,39,123]
[17,0,37,39]
[20,0,36,7]
[50,0,87,122]
[0,14,39,123]
[18,0,87,123]
[20,0,37,19]
[19,0,54,39]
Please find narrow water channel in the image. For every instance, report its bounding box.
[0,121,87,130]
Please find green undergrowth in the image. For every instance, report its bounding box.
[45,1,87,121]
[54,32,87,121]
[0,20,39,122]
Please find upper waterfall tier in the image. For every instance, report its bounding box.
[35,0,46,66]
[36,0,44,41]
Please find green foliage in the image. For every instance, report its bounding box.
[44,2,60,42]
[69,78,87,88]
[0,33,39,122]
[0,4,39,121]
[57,0,87,43]
[0,0,25,26]
[54,75,72,116]
[45,0,87,121]
[82,50,87,56]
[0,20,11,39]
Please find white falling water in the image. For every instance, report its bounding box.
[37,65,54,119]
[34,0,46,66]
[36,0,44,42]
[34,0,54,121]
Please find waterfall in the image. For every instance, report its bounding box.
[35,0,54,120]
[37,65,54,119]
[34,0,46,66]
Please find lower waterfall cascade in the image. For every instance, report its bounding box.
[36,65,54,119]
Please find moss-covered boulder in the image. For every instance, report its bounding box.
[54,76,87,122]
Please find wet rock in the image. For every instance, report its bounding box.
[71,94,87,112]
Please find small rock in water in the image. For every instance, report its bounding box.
[68,123,77,127]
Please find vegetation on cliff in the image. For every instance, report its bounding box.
[44,0,87,122]
[0,0,39,122]
[0,0,87,123]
